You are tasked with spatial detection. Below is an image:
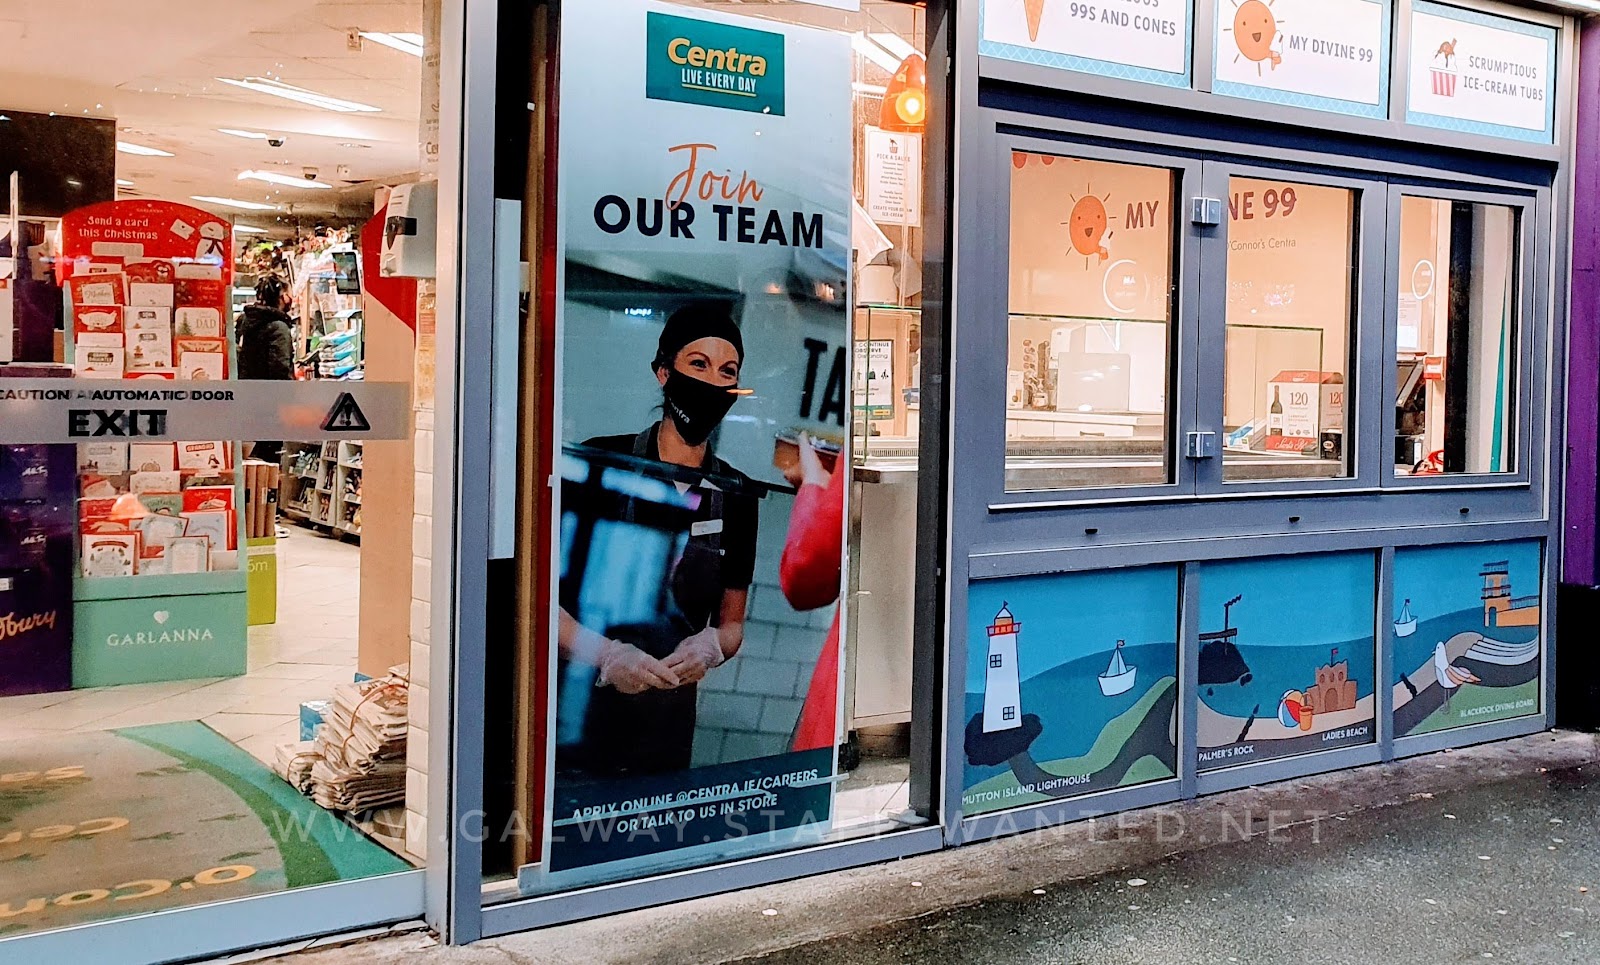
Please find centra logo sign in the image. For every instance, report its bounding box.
[646,11,786,116]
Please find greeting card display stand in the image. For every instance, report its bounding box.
[57,199,248,687]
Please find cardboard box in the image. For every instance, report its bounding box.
[299,697,329,739]
[1264,371,1345,442]
[248,535,278,627]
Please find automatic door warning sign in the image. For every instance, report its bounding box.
[322,392,372,432]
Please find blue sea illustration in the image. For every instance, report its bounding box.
[1392,541,1543,737]
[963,566,1180,807]
[1196,552,1378,765]
[965,566,1178,687]
[963,643,1177,788]
[1199,640,1376,719]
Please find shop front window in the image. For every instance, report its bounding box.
[1004,154,1178,493]
[1222,177,1356,482]
[492,0,939,901]
[0,3,438,948]
[1394,197,1519,476]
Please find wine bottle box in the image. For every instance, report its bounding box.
[1265,371,1345,441]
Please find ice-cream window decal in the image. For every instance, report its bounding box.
[1065,190,1114,267]
[1023,0,1049,43]
[1225,0,1285,75]
[1435,37,1458,69]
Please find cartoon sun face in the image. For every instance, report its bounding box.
[1063,185,1116,267]
[1069,196,1108,257]
[1226,0,1284,74]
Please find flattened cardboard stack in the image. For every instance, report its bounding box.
[274,740,319,793]
[274,665,409,813]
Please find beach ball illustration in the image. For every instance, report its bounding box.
[1277,690,1306,728]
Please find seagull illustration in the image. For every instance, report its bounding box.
[1433,641,1481,691]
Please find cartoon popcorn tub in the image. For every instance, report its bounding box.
[1225,0,1285,75]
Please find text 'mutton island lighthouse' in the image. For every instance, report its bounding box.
[983,603,1023,733]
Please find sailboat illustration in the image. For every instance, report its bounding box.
[1394,599,1418,638]
[1098,639,1138,697]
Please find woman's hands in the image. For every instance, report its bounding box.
[596,639,680,695]
[595,629,729,693]
[662,626,727,685]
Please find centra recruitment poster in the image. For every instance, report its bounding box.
[544,0,852,876]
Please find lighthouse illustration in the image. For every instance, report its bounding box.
[983,603,1024,733]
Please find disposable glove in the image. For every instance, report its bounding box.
[662,626,726,685]
[597,639,681,694]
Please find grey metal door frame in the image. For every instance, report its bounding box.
[1193,159,1390,498]
[945,94,1565,843]
[976,132,1206,507]
[464,0,956,939]
[1378,182,1548,493]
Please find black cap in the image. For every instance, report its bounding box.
[653,302,744,372]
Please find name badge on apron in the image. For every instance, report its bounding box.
[691,519,724,537]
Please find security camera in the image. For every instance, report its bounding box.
[303,166,320,181]
[266,136,287,148]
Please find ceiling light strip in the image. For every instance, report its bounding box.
[215,78,381,114]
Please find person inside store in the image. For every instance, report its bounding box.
[779,433,845,753]
[556,301,758,777]
[236,274,297,465]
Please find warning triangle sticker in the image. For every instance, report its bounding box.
[322,392,372,432]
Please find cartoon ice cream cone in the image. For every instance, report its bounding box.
[1024,0,1046,42]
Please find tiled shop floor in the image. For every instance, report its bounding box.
[0,527,361,768]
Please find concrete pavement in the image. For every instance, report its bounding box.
[234,730,1600,965]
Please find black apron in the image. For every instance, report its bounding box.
[571,428,731,777]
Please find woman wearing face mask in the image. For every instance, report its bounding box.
[557,302,758,776]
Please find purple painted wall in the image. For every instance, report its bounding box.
[1565,22,1600,589]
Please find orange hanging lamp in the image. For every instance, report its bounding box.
[878,53,928,133]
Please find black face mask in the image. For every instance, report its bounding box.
[662,369,738,447]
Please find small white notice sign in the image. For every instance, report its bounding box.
[864,127,922,228]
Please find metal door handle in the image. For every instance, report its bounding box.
[1185,431,1218,459]
[488,199,525,560]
